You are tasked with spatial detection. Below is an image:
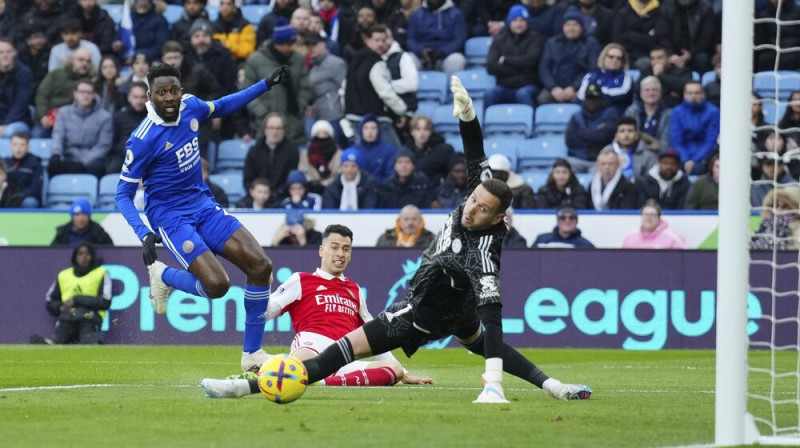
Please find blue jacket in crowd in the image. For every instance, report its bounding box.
[669,99,720,167]
[565,105,618,162]
[353,115,397,183]
[538,27,600,90]
[5,152,42,201]
[532,227,595,248]
[128,7,170,63]
[407,0,467,58]
[579,69,634,116]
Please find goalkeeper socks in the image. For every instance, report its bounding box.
[323,367,398,387]
[483,357,503,384]
[542,378,564,398]
[162,267,208,297]
[242,284,270,354]
[305,337,354,383]
[464,334,550,388]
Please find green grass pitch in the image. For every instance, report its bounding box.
[0,346,791,448]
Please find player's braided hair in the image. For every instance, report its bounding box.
[481,178,512,215]
[323,224,354,242]
[146,63,182,87]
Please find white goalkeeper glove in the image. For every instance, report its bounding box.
[451,76,476,122]
[473,358,509,404]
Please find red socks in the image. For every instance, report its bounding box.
[323,367,398,387]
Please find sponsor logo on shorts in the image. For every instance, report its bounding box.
[182,240,194,254]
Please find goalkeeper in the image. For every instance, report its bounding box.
[232,77,592,403]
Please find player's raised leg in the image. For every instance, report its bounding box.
[220,226,274,372]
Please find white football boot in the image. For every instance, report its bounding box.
[147,261,172,314]
[241,348,272,373]
[201,379,250,398]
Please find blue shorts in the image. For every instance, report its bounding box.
[155,205,242,268]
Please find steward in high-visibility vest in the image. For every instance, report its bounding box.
[45,243,112,344]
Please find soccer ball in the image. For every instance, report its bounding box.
[257,354,308,404]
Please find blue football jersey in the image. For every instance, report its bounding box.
[120,94,216,229]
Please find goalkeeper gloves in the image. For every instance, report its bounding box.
[142,232,161,266]
[266,65,291,88]
[451,76,476,122]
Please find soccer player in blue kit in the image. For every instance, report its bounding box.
[115,63,290,372]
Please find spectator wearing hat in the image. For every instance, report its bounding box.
[751,154,796,208]
[503,207,528,249]
[406,0,467,76]
[376,147,435,209]
[531,205,595,248]
[5,133,43,208]
[536,158,589,209]
[686,152,719,210]
[323,147,378,210]
[111,0,169,64]
[299,120,342,191]
[601,116,657,182]
[272,210,323,247]
[353,114,398,183]
[307,30,347,129]
[171,0,211,49]
[48,18,102,73]
[212,0,256,62]
[551,0,615,47]
[488,153,536,209]
[235,178,278,211]
[66,0,116,57]
[537,6,600,106]
[669,81,720,175]
[565,82,618,173]
[376,204,435,248]
[622,199,688,249]
[577,42,634,116]
[0,159,21,207]
[432,152,468,210]
[484,5,544,111]
[404,114,453,184]
[255,0,299,48]
[589,147,639,210]
[636,148,691,209]
[280,169,323,211]
[244,16,312,147]
[244,113,299,193]
[18,24,51,95]
[51,198,114,246]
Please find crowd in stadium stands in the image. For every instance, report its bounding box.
[0,0,798,246]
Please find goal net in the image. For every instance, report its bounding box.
[719,0,800,445]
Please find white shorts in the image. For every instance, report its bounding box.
[290,331,370,375]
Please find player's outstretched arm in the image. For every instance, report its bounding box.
[208,65,292,119]
[451,76,488,187]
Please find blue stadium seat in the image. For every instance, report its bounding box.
[414,100,439,120]
[762,99,787,125]
[465,36,492,67]
[517,135,568,171]
[163,5,184,25]
[484,104,534,138]
[102,4,122,25]
[484,137,519,171]
[451,68,496,101]
[431,105,461,139]
[518,168,550,193]
[46,174,98,209]
[576,172,593,189]
[0,138,8,159]
[241,5,272,25]
[417,71,448,104]
[209,172,245,203]
[626,69,641,83]
[206,6,219,21]
[445,135,463,152]
[28,138,52,167]
[216,139,254,172]
[701,71,717,87]
[98,174,120,210]
[753,71,800,101]
[533,103,580,135]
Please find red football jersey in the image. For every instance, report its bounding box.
[270,268,370,341]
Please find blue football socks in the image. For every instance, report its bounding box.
[162,267,208,298]
[243,284,270,353]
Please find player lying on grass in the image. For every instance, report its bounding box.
[223,77,592,403]
[115,63,291,372]
[201,224,433,397]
